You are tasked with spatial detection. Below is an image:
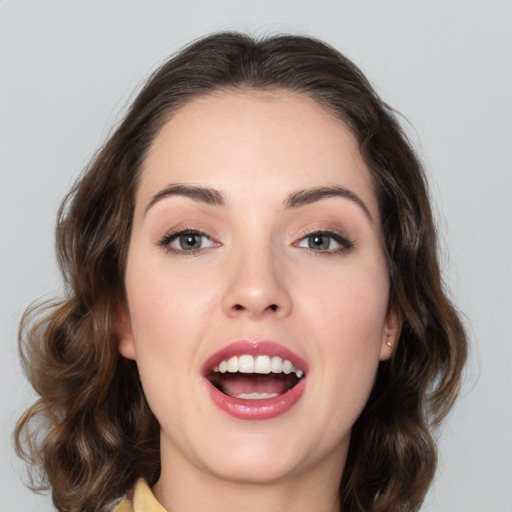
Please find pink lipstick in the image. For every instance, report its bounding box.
[202,341,307,420]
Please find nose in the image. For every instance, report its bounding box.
[221,245,293,320]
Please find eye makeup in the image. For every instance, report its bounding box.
[293,228,354,255]
[158,227,220,255]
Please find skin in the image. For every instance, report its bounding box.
[118,90,398,512]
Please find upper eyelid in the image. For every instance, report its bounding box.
[159,227,214,246]
[161,225,213,238]
[293,227,349,240]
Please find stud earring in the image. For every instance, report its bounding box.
[385,334,393,348]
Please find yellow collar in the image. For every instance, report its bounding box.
[113,479,167,512]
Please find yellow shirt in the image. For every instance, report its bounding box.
[113,479,167,512]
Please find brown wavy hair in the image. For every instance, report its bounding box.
[15,32,467,512]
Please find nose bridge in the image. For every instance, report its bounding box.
[222,235,292,318]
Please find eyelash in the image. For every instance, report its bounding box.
[158,228,218,255]
[158,228,354,256]
[294,229,354,255]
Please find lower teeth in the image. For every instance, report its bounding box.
[209,372,302,399]
[235,392,279,400]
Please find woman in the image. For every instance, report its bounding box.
[15,32,467,512]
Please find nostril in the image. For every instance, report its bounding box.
[232,303,278,312]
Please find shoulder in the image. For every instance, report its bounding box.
[112,479,167,512]
[112,499,135,512]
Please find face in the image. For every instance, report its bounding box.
[119,91,397,489]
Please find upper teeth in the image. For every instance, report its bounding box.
[213,355,304,379]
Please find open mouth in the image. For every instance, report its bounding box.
[203,341,308,420]
[206,354,305,400]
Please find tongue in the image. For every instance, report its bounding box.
[213,374,291,398]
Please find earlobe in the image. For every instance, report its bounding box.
[379,310,400,361]
[116,305,136,360]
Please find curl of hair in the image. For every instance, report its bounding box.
[15,32,467,512]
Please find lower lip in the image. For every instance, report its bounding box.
[205,378,306,420]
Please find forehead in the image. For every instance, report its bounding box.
[138,90,378,219]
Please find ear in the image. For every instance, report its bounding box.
[379,309,400,361]
[116,304,136,360]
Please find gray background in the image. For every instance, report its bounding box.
[1,1,511,510]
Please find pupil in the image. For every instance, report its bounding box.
[180,234,201,249]
[309,234,329,250]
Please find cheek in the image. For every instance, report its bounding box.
[123,252,221,403]
[124,267,197,419]
[126,255,212,340]
[327,281,387,420]
[297,259,389,381]
[301,257,389,337]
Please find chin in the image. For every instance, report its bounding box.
[161,416,350,487]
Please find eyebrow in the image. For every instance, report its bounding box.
[284,186,373,220]
[145,183,372,221]
[144,184,225,215]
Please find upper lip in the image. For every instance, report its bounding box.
[202,340,308,376]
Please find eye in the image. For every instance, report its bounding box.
[295,231,353,253]
[159,229,218,253]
